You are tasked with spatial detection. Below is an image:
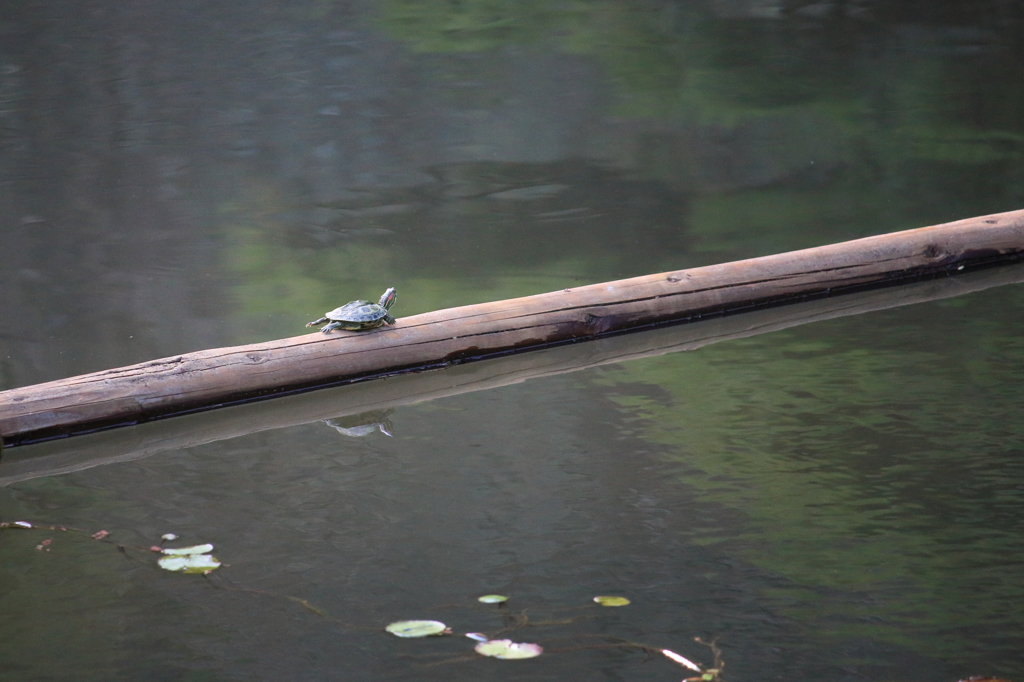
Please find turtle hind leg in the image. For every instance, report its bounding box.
[306,316,328,328]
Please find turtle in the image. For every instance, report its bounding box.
[306,287,397,333]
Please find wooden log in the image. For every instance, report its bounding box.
[2,208,1024,447]
[3,262,1022,487]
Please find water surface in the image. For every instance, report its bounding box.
[2,1,1024,680]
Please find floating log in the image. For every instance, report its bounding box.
[3,262,1022,487]
[1,208,1024,448]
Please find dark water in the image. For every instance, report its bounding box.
[3,1,1024,680]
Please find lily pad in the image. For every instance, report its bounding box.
[593,595,630,606]
[477,594,508,604]
[385,620,448,638]
[158,554,222,573]
[162,543,215,556]
[474,639,543,660]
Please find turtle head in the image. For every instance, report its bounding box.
[379,287,397,310]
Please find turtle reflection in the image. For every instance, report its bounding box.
[322,410,394,437]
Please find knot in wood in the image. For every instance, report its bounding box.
[582,312,605,332]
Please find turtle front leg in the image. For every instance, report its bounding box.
[383,314,396,326]
[306,316,328,328]
[320,321,343,334]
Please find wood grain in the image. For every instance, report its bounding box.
[2,208,1023,446]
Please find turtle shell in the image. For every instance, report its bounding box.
[327,300,387,323]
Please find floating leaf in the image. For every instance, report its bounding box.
[158,554,222,573]
[385,620,448,638]
[161,543,214,556]
[593,595,630,607]
[13,521,33,529]
[477,594,508,604]
[474,639,543,660]
[161,533,178,541]
[91,530,109,540]
[465,632,489,642]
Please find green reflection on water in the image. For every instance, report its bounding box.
[215,9,1022,342]
[377,0,1024,146]
[223,218,595,343]
[379,0,688,115]
[591,291,1024,660]
[216,167,688,341]
[217,4,1024,344]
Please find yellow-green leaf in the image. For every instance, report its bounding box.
[385,620,448,638]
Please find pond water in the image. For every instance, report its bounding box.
[2,1,1024,680]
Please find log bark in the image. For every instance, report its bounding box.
[2,208,1024,447]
